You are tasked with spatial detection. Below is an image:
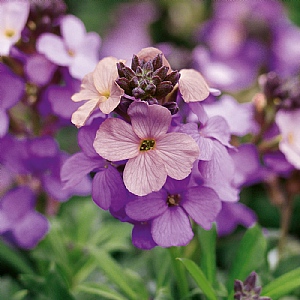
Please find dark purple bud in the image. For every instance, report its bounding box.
[129,77,139,88]
[153,66,169,80]
[145,83,156,95]
[119,95,134,112]
[152,76,161,86]
[122,66,136,80]
[143,61,153,74]
[135,66,143,77]
[117,62,126,77]
[152,53,163,70]
[132,87,146,98]
[163,102,179,115]
[115,78,132,95]
[131,55,140,72]
[155,81,174,98]
[244,272,257,291]
[165,70,181,86]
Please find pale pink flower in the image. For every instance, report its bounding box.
[137,47,210,102]
[93,101,200,196]
[0,1,30,55]
[71,57,124,127]
[37,14,101,79]
[275,109,300,169]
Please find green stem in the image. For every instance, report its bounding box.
[168,247,189,299]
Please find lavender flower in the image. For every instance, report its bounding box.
[37,14,101,79]
[0,187,49,249]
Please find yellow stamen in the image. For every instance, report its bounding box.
[4,29,15,38]
[288,132,294,145]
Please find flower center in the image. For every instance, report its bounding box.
[4,29,15,38]
[288,132,294,145]
[167,194,181,206]
[139,139,155,151]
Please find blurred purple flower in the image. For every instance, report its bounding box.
[0,187,49,249]
[37,14,101,79]
[0,0,30,55]
[100,1,157,62]
[0,63,25,137]
[275,109,300,169]
[202,95,259,136]
[216,202,256,237]
[24,54,57,86]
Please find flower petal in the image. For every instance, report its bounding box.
[14,212,49,249]
[92,165,126,210]
[202,115,231,147]
[156,132,199,180]
[93,57,121,94]
[152,207,194,247]
[137,47,172,70]
[61,15,86,50]
[126,190,168,221]
[132,222,157,250]
[179,69,210,102]
[182,186,221,230]
[128,102,171,139]
[71,98,99,127]
[123,151,167,196]
[60,152,103,190]
[37,33,71,66]
[93,118,140,161]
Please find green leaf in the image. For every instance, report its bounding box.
[91,249,148,300]
[226,224,267,299]
[198,224,217,284]
[76,283,128,300]
[0,240,34,274]
[177,258,217,300]
[261,267,300,299]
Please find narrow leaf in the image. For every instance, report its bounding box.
[226,224,267,297]
[177,258,217,300]
[91,249,147,300]
[77,283,128,300]
[261,267,300,299]
[198,224,217,284]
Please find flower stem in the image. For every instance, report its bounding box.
[168,247,189,299]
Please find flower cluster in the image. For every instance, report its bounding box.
[62,46,241,249]
[0,0,101,249]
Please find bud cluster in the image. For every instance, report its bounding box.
[116,54,180,103]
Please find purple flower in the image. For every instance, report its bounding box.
[202,95,259,137]
[0,63,25,137]
[0,187,49,249]
[61,119,127,211]
[37,14,101,79]
[24,54,57,86]
[216,202,257,237]
[0,0,30,55]
[275,109,300,169]
[126,176,221,247]
[100,1,158,62]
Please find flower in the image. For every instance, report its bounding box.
[71,57,124,127]
[126,176,221,247]
[37,14,101,79]
[0,0,30,56]
[275,109,300,169]
[0,63,25,137]
[93,101,200,196]
[0,187,49,249]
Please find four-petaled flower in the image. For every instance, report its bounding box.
[71,57,124,127]
[93,101,200,196]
